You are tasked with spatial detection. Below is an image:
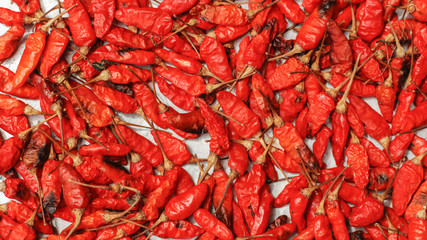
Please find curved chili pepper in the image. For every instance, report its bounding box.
[356,0,384,42]
[115,8,173,36]
[0,25,25,62]
[0,178,39,210]
[400,101,427,133]
[65,0,96,47]
[212,169,233,228]
[329,74,377,97]
[338,181,366,205]
[0,110,29,136]
[158,0,198,15]
[232,201,249,237]
[349,197,384,227]
[268,57,309,91]
[217,91,261,139]
[152,220,205,239]
[393,153,426,216]
[12,0,40,16]
[155,66,206,97]
[405,181,427,221]
[360,138,390,167]
[39,25,70,78]
[214,24,251,43]
[348,94,391,149]
[92,83,137,114]
[41,159,61,214]
[350,38,384,83]
[12,160,37,193]
[346,131,369,189]
[102,26,155,50]
[92,0,115,38]
[163,34,200,60]
[193,208,233,240]
[151,130,192,166]
[270,147,300,173]
[200,36,233,82]
[277,0,305,23]
[164,109,205,135]
[392,90,416,135]
[279,82,307,122]
[389,133,415,163]
[410,135,427,166]
[328,19,353,75]
[0,8,23,26]
[0,68,38,99]
[90,44,157,66]
[251,184,274,235]
[306,91,336,137]
[313,126,332,162]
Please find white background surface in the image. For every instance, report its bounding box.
[0,0,425,239]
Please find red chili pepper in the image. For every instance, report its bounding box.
[410,135,427,166]
[350,38,384,83]
[108,64,151,84]
[334,5,355,28]
[268,57,309,91]
[277,0,305,23]
[359,138,390,167]
[393,153,426,216]
[251,184,274,235]
[313,126,333,162]
[328,19,353,75]
[65,0,96,47]
[155,66,206,97]
[405,181,427,222]
[39,25,70,78]
[41,159,61,215]
[329,73,377,97]
[193,208,233,240]
[293,224,315,240]
[163,34,200,60]
[212,169,233,228]
[346,131,369,189]
[392,90,415,135]
[12,0,40,16]
[115,8,173,36]
[306,91,336,137]
[0,25,25,62]
[349,197,384,227]
[0,67,39,99]
[348,94,391,150]
[92,83,138,114]
[152,220,205,239]
[92,0,115,38]
[0,8,23,26]
[400,101,427,133]
[232,201,249,237]
[158,0,199,15]
[0,178,39,210]
[356,0,384,42]
[408,209,427,240]
[409,0,427,22]
[270,147,300,173]
[389,133,415,163]
[339,181,366,205]
[279,82,307,122]
[90,44,157,66]
[102,26,155,50]
[200,36,233,82]
[213,24,251,43]
[151,130,192,166]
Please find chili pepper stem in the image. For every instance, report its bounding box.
[316,167,348,216]
[311,32,328,71]
[16,113,59,140]
[397,125,427,136]
[258,88,283,127]
[410,151,427,166]
[118,218,148,229]
[301,177,336,198]
[40,4,77,33]
[24,204,40,228]
[181,31,201,59]
[215,169,239,213]
[246,0,280,19]
[198,152,219,184]
[336,54,361,113]
[104,192,141,223]
[374,159,401,202]
[268,44,303,61]
[300,50,314,65]
[58,70,111,94]
[157,19,198,45]
[374,223,389,239]
[211,108,244,126]
[78,130,110,151]
[387,20,405,58]
[64,208,84,240]
[235,234,274,240]
[327,176,346,201]
[349,0,358,40]
[199,66,225,83]
[111,228,126,240]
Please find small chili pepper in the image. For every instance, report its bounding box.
[346,131,369,189]
[313,126,333,162]
[410,135,427,166]
[0,25,25,62]
[115,8,173,36]
[41,159,61,214]
[90,44,157,66]
[200,36,233,82]
[270,146,300,173]
[213,24,251,43]
[0,67,38,99]
[325,178,349,240]
[92,0,115,38]
[102,27,154,49]
[163,34,200,60]
[334,5,355,28]
[293,224,315,240]
[0,7,24,26]
[393,152,427,216]
[12,0,40,16]
[348,94,391,150]
[92,83,138,114]
[277,0,305,23]
[212,168,233,228]
[274,174,308,207]
[0,178,39,210]
[0,94,41,116]
[268,57,309,91]
[408,208,427,240]
[389,133,415,163]
[151,130,192,166]
[65,0,96,47]
[251,184,274,236]
[279,82,307,122]
[232,201,249,237]
[329,74,377,98]
[152,220,205,239]
[22,124,51,170]
[356,0,384,42]
[158,0,199,15]
[338,181,367,205]
[400,101,427,133]
[405,180,427,222]
[408,0,427,22]
[193,208,233,240]
[274,121,320,171]
[350,197,385,227]
[155,66,206,97]
[392,90,416,135]
[368,167,395,191]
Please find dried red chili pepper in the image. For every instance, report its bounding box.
[359,138,390,167]
[277,0,305,23]
[102,27,155,50]
[313,126,332,162]
[346,131,369,189]
[232,201,249,237]
[212,168,233,228]
[193,208,233,240]
[408,209,427,240]
[393,152,426,216]
[279,82,307,122]
[356,0,384,42]
[92,0,115,38]
[0,25,25,62]
[0,178,39,210]
[406,180,427,221]
[163,34,200,60]
[152,220,205,239]
[41,159,61,215]
[65,0,96,47]
[348,94,391,150]
[12,0,40,16]
[200,36,233,82]
[155,66,206,97]
[115,8,173,36]
[90,44,157,66]
[400,101,427,133]
[349,197,385,227]
[268,57,309,91]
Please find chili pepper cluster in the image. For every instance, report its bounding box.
[0,0,426,239]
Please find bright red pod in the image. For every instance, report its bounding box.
[410,135,427,166]
[90,44,157,66]
[156,75,195,111]
[214,24,251,43]
[155,66,206,97]
[155,48,202,75]
[350,38,384,83]
[360,138,390,167]
[349,197,384,227]
[12,0,40,15]
[165,183,208,220]
[389,133,415,163]
[0,8,22,26]
[151,131,192,166]
[346,133,369,189]
[151,220,205,239]
[39,26,70,78]
[158,0,199,15]
[0,110,29,136]
[108,64,151,84]
[356,0,384,42]
[162,34,200,60]
[228,142,249,176]
[78,143,131,156]
[217,91,260,139]
[189,4,248,26]
[279,83,307,122]
[92,0,115,38]
[102,27,155,50]
[313,126,333,162]
[410,0,427,22]
[277,0,305,23]
[133,82,168,129]
[267,57,309,91]
[64,0,96,47]
[92,83,137,113]
[200,36,233,82]
[0,67,39,100]
[193,208,234,240]
[306,91,336,137]
[0,25,25,62]
[115,8,173,36]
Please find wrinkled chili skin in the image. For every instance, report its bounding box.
[64,0,96,47]
[368,167,395,191]
[349,197,384,227]
[165,183,208,220]
[152,220,205,239]
[115,8,173,36]
[59,163,91,209]
[193,208,234,240]
[356,0,384,42]
[0,137,24,174]
[0,25,25,62]
[200,37,233,82]
[41,159,61,215]
[102,27,155,50]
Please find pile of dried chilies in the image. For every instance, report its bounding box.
[0,0,426,239]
